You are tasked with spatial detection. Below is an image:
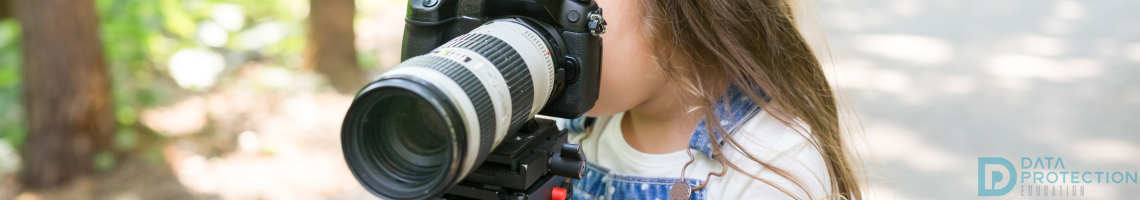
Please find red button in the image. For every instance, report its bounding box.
[551,186,567,200]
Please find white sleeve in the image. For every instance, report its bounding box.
[708,110,833,200]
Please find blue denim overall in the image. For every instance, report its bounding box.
[560,86,762,200]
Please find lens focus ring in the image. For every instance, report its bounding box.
[438,33,534,138]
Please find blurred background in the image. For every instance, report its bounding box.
[820,0,1140,199]
[0,0,1134,199]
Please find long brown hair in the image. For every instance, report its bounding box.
[637,0,862,199]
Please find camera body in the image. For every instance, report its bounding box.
[401,0,604,119]
[401,1,604,199]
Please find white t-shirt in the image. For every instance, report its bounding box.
[568,110,832,199]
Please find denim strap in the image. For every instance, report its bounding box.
[687,85,763,159]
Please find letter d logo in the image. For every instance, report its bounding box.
[978,157,1017,196]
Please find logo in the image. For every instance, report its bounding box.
[978,157,1017,196]
[977,156,1138,197]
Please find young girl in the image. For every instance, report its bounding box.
[561,0,862,199]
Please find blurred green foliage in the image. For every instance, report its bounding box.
[0,19,23,150]
[97,0,308,112]
[0,0,311,162]
[94,0,308,168]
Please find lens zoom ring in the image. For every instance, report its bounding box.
[397,55,496,166]
[439,33,534,134]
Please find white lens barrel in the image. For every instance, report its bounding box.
[371,19,557,185]
[469,20,558,118]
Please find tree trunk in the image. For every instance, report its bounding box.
[1,0,10,19]
[16,0,114,189]
[306,0,364,94]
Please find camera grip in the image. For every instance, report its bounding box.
[400,22,449,61]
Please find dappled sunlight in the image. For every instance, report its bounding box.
[141,97,209,137]
[168,142,367,199]
[854,123,966,173]
[1018,35,1067,56]
[1071,140,1140,165]
[1053,0,1086,20]
[288,0,310,19]
[888,0,920,16]
[872,70,912,95]
[133,53,366,199]
[0,141,18,176]
[827,59,934,103]
[245,65,322,90]
[237,131,260,152]
[211,4,246,31]
[984,54,1102,83]
[1039,17,1073,36]
[854,34,953,66]
[197,21,229,47]
[824,59,875,89]
[819,0,1140,198]
[828,10,889,31]
[1125,43,1140,62]
[168,48,227,89]
[161,65,367,199]
[237,22,290,50]
[277,95,326,130]
[1039,1,1086,35]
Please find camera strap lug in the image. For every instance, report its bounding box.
[587,8,607,36]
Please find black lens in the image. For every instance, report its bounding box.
[367,87,447,179]
[342,78,464,199]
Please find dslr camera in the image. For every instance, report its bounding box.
[339,0,606,199]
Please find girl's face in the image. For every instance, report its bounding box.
[585,0,667,117]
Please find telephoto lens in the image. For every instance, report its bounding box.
[341,18,562,199]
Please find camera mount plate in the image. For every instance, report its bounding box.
[442,118,579,200]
